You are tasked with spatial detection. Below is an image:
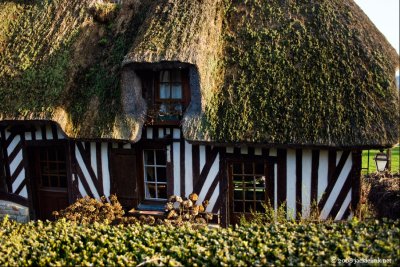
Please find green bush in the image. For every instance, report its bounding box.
[0,217,398,266]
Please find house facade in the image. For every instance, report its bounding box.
[0,0,398,225]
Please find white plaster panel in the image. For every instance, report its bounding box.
[197,154,219,205]
[101,143,111,197]
[302,150,312,218]
[76,144,100,199]
[318,150,329,202]
[335,189,352,221]
[173,142,180,196]
[185,141,193,197]
[320,154,352,219]
[286,149,296,218]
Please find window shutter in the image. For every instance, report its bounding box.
[109,148,138,209]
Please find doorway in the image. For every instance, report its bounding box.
[28,144,70,220]
[228,160,274,224]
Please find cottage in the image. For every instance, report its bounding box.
[0,0,398,225]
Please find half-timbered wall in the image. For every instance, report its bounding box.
[141,127,221,213]
[0,123,360,224]
[0,124,112,206]
[0,124,66,198]
[222,147,359,222]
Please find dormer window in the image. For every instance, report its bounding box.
[138,68,190,125]
[157,70,184,121]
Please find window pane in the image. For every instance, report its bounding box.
[170,70,181,82]
[244,163,253,174]
[60,176,67,188]
[41,176,49,187]
[245,189,254,200]
[145,167,155,181]
[48,148,57,161]
[255,190,265,201]
[156,167,167,182]
[159,83,170,99]
[243,175,254,186]
[144,150,154,165]
[233,175,242,183]
[50,176,58,187]
[160,70,170,82]
[234,201,243,212]
[255,163,264,174]
[58,150,66,161]
[233,164,242,174]
[245,202,253,212]
[157,184,167,199]
[59,163,66,173]
[49,163,57,172]
[234,188,243,200]
[155,150,166,165]
[171,84,182,99]
[255,201,264,212]
[146,183,156,198]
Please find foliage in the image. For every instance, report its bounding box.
[0,217,398,266]
[362,172,400,220]
[89,1,120,23]
[0,0,153,138]
[0,0,85,117]
[203,0,398,145]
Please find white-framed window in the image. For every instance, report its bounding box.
[143,149,167,200]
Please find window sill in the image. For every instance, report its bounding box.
[137,203,165,212]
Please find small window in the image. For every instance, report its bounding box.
[143,149,167,200]
[38,147,67,189]
[138,68,190,124]
[156,70,185,121]
[231,162,266,213]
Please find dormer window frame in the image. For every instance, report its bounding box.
[139,68,191,126]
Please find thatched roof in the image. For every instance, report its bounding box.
[0,0,398,147]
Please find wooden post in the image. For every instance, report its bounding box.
[386,149,391,172]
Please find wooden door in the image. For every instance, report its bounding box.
[109,148,138,209]
[228,160,274,224]
[30,145,69,220]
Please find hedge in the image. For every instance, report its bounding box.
[0,218,398,266]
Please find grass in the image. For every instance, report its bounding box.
[362,145,400,174]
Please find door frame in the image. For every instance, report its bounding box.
[225,153,276,225]
[24,139,73,220]
[136,139,174,206]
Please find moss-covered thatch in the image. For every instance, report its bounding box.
[0,0,153,139]
[123,0,399,147]
[1,0,398,147]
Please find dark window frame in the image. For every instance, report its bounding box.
[139,68,191,125]
[227,155,275,224]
